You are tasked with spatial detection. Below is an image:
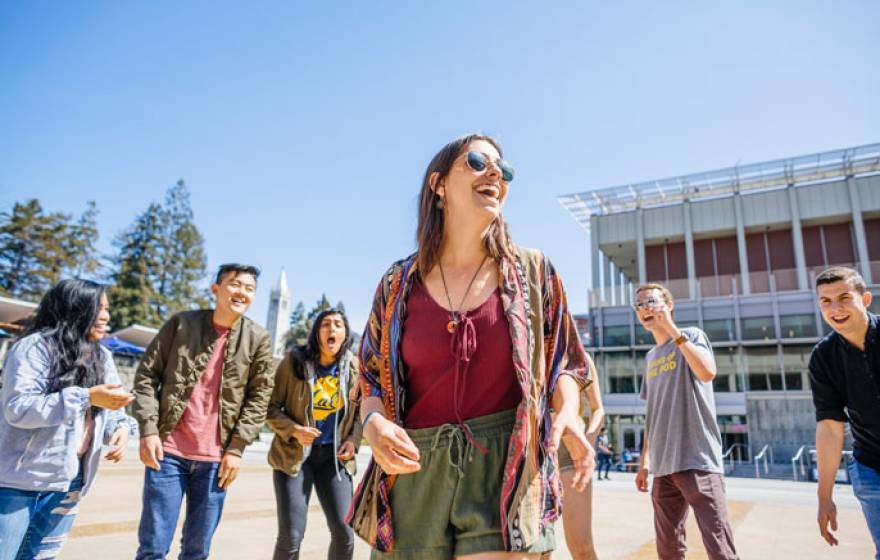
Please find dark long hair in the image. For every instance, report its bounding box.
[28,279,107,393]
[415,133,516,274]
[292,308,353,378]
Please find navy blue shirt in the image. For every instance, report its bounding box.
[312,363,342,445]
[809,312,880,472]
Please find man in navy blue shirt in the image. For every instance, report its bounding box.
[809,266,880,557]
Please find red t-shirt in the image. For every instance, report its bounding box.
[163,324,228,461]
[402,280,521,429]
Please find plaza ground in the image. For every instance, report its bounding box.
[61,440,873,559]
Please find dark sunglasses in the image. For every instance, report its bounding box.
[460,151,515,182]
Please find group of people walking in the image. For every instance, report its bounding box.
[0,133,877,560]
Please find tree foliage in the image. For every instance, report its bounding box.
[0,199,101,301]
[108,180,208,329]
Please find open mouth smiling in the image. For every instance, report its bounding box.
[475,183,500,200]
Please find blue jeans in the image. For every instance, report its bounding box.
[850,458,880,559]
[136,453,227,560]
[597,453,613,478]
[0,470,84,560]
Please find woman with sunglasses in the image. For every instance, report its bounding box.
[266,308,362,560]
[0,279,134,560]
[350,134,595,560]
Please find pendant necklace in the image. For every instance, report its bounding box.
[438,254,489,333]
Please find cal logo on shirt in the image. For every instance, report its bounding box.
[647,350,677,379]
[312,376,342,421]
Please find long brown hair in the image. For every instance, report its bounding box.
[415,133,515,273]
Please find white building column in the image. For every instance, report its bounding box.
[787,185,809,290]
[683,200,697,300]
[636,207,646,284]
[603,253,613,305]
[590,218,601,307]
[847,177,873,284]
[734,193,750,295]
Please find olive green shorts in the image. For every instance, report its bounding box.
[371,408,555,559]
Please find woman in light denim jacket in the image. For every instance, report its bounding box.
[0,279,134,560]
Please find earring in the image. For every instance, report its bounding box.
[436,197,444,209]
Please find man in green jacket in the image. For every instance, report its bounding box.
[132,263,275,560]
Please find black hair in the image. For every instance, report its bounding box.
[28,278,107,394]
[293,308,352,376]
[214,263,261,285]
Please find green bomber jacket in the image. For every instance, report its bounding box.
[132,309,275,456]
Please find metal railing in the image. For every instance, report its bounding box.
[791,445,813,481]
[721,443,751,474]
[754,445,774,478]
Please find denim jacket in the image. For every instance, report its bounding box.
[0,333,133,496]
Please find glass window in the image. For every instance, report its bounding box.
[634,324,653,345]
[603,325,631,346]
[635,350,648,392]
[713,346,742,392]
[744,346,783,391]
[782,344,812,391]
[741,316,776,341]
[604,352,636,394]
[704,319,736,342]
[779,314,817,338]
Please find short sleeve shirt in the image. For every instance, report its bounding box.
[639,327,723,477]
[808,312,880,472]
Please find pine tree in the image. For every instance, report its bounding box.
[107,180,209,329]
[0,199,73,301]
[285,301,309,347]
[65,200,101,280]
[155,180,209,318]
[107,203,164,328]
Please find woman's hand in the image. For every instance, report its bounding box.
[551,407,596,491]
[337,440,356,461]
[88,384,134,410]
[364,414,420,475]
[291,425,322,446]
[104,427,129,462]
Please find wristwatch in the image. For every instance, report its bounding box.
[673,333,688,346]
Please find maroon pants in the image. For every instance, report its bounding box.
[651,469,738,560]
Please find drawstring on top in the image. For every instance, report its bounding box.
[450,313,488,455]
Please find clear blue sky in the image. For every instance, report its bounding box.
[2,2,878,330]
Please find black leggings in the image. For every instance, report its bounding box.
[272,444,354,560]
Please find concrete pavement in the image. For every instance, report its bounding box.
[60,440,873,559]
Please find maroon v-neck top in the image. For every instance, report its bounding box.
[401,279,521,428]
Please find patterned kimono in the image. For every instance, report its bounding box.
[351,246,590,552]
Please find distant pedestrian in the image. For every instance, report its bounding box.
[632,283,737,560]
[266,308,361,560]
[0,279,133,560]
[595,427,613,480]
[809,267,880,557]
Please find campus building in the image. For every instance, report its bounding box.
[559,143,880,465]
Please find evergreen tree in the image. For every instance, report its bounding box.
[306,293,332,324]
[0,199,74,301]
[65,200,101,280]
[155,180,209,318]
[285,301,309,347]
[108,203,164,328]
[108,180,208,328]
